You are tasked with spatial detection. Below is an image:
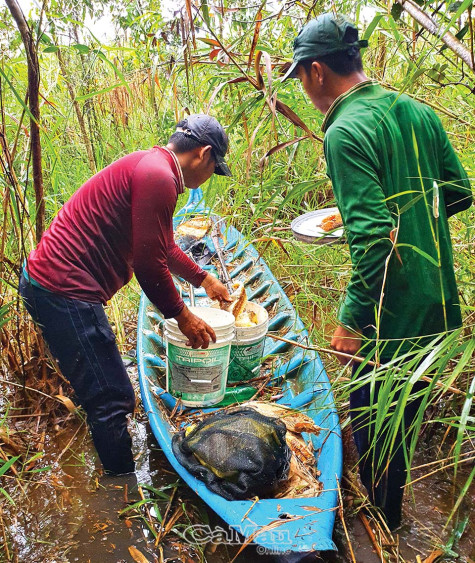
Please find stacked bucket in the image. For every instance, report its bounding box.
[165,305,268,407]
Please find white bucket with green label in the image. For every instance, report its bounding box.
[165,307,235,407]
[228,302,268,383]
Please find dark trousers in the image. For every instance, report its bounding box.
[350,362,425,529]
[19,274,135,474]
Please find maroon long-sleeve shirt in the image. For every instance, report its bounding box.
[26,147,206,318]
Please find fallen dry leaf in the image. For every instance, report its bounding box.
[128,545,150,563]
[55,394,77,413]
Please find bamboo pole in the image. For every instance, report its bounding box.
[396,0,474,72]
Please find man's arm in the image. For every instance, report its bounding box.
[131,154,188,319]
[167,243,231,304]
[167,243,207,287]
[324,126,394,337]
[432,111,472,217]
[130,154,229,346]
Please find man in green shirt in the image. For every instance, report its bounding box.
[285,13,472,528]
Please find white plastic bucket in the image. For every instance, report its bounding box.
[228,302,268,383]
[165,307,235,407]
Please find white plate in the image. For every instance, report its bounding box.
[291,208,344,244]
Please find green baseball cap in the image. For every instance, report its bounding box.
[283,13,368,80]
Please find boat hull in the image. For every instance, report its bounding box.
[137,190,342,554]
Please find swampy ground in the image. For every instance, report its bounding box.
[1,360,473,563]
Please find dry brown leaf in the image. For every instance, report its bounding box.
[273,238,291,259]
[254,50,265,90]
[128,545,150,563]
[275,99,322,141]
[184,0,196,49]
[422,549,445,563]
[209,47,221,60]
[0,428,22,455]
[55,394,77,413]
[197,37,220,47]
[247,10,262,70]
[259,136,309,170]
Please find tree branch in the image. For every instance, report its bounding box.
[396,0,474,73]
[5,0,44,241]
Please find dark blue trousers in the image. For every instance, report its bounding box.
[19,274,135,474]
[350,362,425,530]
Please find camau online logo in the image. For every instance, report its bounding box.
[182,524,293,554]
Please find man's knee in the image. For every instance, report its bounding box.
[85,385,135,425]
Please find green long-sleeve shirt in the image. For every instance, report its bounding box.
[323,81,472,360]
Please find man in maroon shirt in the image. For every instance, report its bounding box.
[20,114,232,474]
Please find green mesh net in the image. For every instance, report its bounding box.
[172,407,291,500]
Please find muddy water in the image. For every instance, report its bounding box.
[398,444,475,561]
[3,378,474,562]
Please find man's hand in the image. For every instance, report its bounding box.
[201,273,232,304]
[331,325,362,365]
[175,306,216,349]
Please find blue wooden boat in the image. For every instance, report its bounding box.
[137,188,342,555]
